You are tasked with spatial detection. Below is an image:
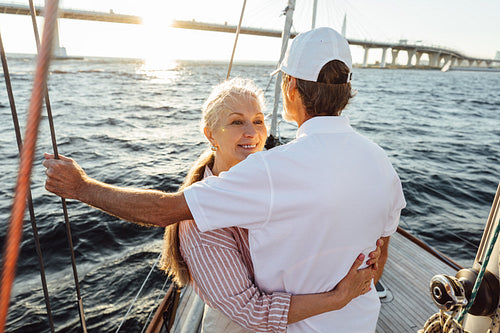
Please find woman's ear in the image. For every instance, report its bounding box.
[204,127,216,147]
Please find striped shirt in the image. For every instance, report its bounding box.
[179,168,291,332]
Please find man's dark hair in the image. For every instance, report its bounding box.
[283,60,354,117]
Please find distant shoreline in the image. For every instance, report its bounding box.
[5,53,276,66]
[7,53,500,72]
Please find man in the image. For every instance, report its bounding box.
[44,27,405,332]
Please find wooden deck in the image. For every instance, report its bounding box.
[377,231,458,332]
[156,230,459,332]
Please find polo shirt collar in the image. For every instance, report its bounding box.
[296,116,353,138]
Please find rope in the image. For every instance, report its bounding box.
[0,31,55,333]
[226,0,247,79]
[28,2,88,331]
[418,310,469,333]
[116,252,162,333]
[0,0,59,331]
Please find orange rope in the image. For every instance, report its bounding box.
[0,0,59,331]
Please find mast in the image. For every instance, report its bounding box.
[268,0,295,148]
[341,13,347,37]
[462,183,500,332]
[227,0,247,79]
[426,182,500,333]
[311,0,318,29]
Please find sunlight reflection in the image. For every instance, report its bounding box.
[138,1,179,75]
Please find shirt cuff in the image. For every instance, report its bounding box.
[183,186,210,232]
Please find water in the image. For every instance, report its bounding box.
[1,56,499,332]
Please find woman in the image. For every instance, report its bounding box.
[160,78,380,332]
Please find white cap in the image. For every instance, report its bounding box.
[271,27,352,83]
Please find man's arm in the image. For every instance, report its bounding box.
[43,153,191,227]
[374,236,390,284]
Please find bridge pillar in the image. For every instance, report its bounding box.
[44,0,67,57]
[362,46,370,68]
[380,48,388,68]
[53,18,67,57]
[441,55,452,68]
[428,52,440,67]
[391,49,399,66]
[415,52,423,66]
[438,55,448,67]
[407,49,416,66]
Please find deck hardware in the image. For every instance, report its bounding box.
[456,268,500,317]
[429,274,467,312]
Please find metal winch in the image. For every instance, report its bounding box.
[430,274,467,312]
[430,268,500,316]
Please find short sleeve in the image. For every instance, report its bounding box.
[184,153,273,233]
[382,174,406,237]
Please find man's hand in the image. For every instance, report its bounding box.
[43,153,88,200]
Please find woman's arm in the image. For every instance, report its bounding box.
[43,153,191,226]
[288,253,372,324]
[182,230,380,332]
[374,236,390,285]
[183,239,290,332]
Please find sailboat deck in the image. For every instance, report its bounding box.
[377,231,458,332]
[166,230,459,332]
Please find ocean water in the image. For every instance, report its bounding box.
[1,57,499,332]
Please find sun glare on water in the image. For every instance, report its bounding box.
[138,2,182,76]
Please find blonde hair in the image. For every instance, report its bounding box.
[160,78,265,286]
[202,77,265,131]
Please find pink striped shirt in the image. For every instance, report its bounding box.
[179,169,291,332]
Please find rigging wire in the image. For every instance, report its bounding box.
[401,217,479,251]
[268,0,295,146]
[0,0,59,331]
[140,276,170,333]
[227,0,247,79]
[116,252,162,333]
[27,1,87,331]
[0,31,55,333]
[341,0,393,42]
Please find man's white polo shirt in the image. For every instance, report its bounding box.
[184,116,406,332]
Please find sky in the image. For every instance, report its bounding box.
[1,0,500,65]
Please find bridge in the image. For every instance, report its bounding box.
[1,2,498,69]
[171,20,500,69]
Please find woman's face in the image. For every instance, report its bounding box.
[205,99,267,173]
